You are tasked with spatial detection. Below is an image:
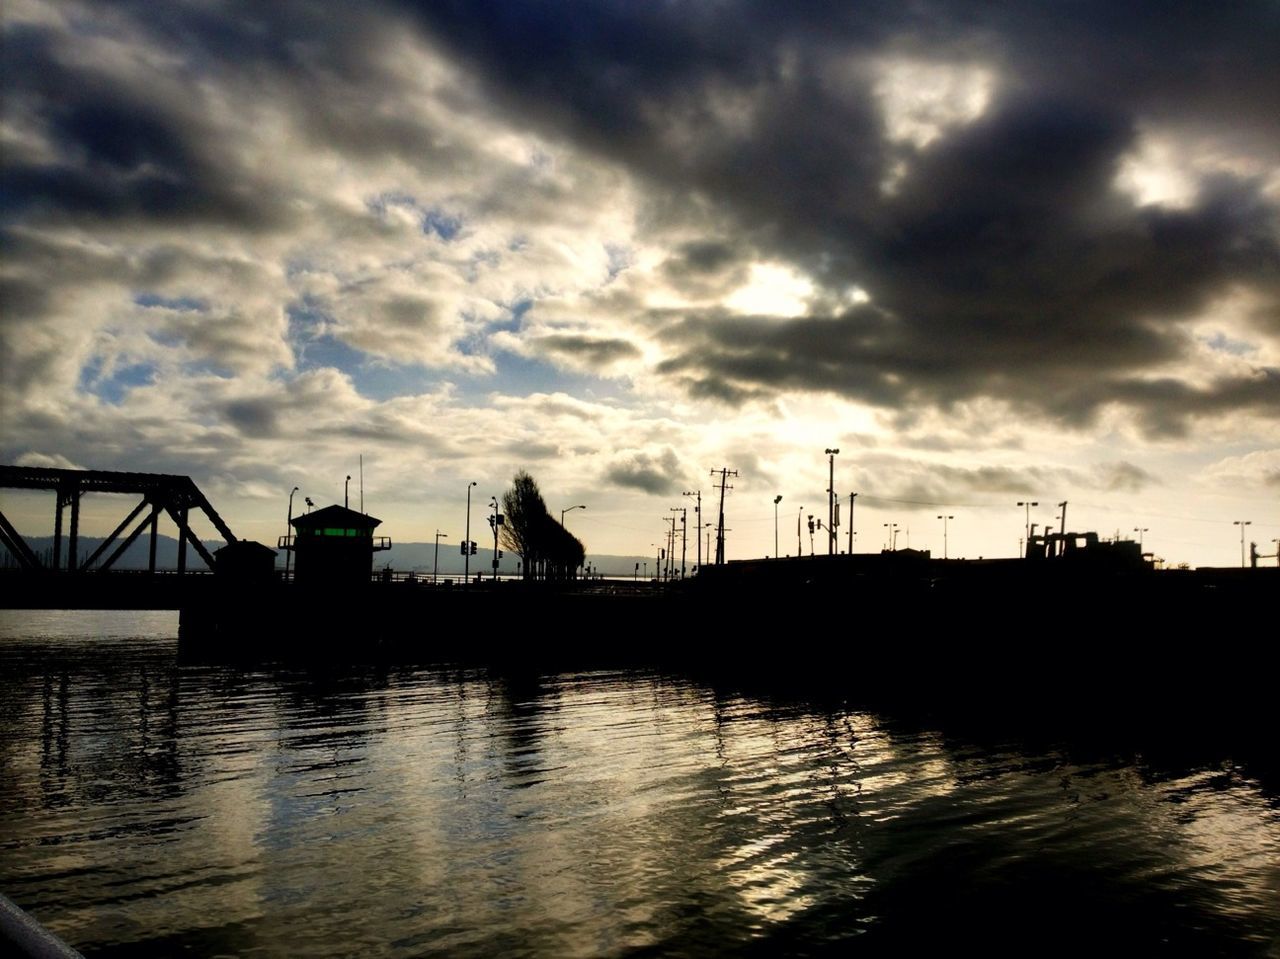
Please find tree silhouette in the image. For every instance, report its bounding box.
[500,470,584,581]
[501,470,546,577]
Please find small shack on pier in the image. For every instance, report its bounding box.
[282,505,391,587]
[214,539,278,584]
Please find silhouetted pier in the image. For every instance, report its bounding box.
[2,465,1274,681]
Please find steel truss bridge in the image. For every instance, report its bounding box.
[0,465,236,574]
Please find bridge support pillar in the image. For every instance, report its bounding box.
[177,506,189,574]
[148,508,159,573]
[53,496,63,570]
[66,481,80,572]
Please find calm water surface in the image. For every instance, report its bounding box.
[1,610,1278,957]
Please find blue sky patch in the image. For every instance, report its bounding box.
[423,209,462,240]
[79,359,157,404]
[365,190,417,216]
[288,299,442,400]
[605,243,631,280]
[134,293,207,312]
[479,345,625,404]
[1202,331,1255,357]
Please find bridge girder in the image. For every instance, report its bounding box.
[0,465,236,573]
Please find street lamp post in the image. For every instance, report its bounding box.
[773,495,782,558]
[285,486,299,581]
[1132,527,1149,551]
[796,507,804,557]
[937,514,954,559]
[1233,520,1252,568]
[345,475,352,509]
[1017,501,1039,557]
[489,497,503,582]
[464,481,477,585]
[883,522,899,551]
[824,449,840,555]
[433,530,447,584]
[848,493,857,554]
[561,504,586,526]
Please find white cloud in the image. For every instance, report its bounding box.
[872,58,995,150]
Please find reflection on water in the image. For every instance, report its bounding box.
[1,611,1278,957]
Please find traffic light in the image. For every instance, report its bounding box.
[470,541,477,555]
[497,550,503,558]
[460,542,467,555]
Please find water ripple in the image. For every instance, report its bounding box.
[0,614,1277,956]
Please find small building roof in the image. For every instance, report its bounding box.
[291,504,382,530]
[215,539,279,558]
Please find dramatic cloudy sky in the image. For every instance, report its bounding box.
[2,0,1277,566]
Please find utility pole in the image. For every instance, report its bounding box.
[797,506,804,557]
[683,490,702,571]
[1057,501,1068,557]
[663,515,676,581]
[670,507,687,578]
[825,449,839,555]
[848,493,857,554]
[710,467,737,565]
[680,508,687,578]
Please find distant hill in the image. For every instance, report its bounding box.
[4,534,661,579]
[4,534,209,571]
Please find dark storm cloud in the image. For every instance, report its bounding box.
[222,399,279,438]
[873,463,1048,504]
[859,458,1155,507]
[1,23,289,230]
[605,448,682,495]
[5,0,1280,433]
[1098,461,1157,493]
[529,334,641,369]
[660,239,752,299]
[1,3,462,237]
[402,1,1280,426]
